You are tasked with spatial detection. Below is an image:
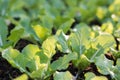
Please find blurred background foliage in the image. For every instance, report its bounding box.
[0,0,120,43]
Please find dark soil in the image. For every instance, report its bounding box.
[0,53,22,80]
[14,39,33,52]
[7,23,15,37]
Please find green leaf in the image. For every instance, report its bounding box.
[85,72,96,80]
[91,76,108,80]
[73,54,90,70]
[101,22,114,34]
[2,45,47,79]
[42,36,57,58]
[8,26,24,45]
[85,72,108,80]
[92,33,115,48]
[89,33,115,61]
[2,47,30,74]
[50,52,77,70]
[68,23,91,55]
[14,74,28,80]
[37,50,49,64]
[40,15,53,29]
[55,30,70,53]
[22,44,40,59]
[0,18,8,46]
[50,0,66,10]
[113,59,120,80]
[0,0,9,16]
[94,54,113,75]
[54,71,73,80]
[32,25,50,41]
[59,19,74,33]
[94,54,120,79]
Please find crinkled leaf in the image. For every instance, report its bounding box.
[54,71,73,80]
[50,52,77,70]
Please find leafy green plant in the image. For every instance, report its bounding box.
[0,0,120,80]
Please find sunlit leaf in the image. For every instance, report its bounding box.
[42,36,57,58]
[54,71,73,80]
[14,74,28,80]
[32,25,50,41]
[2,45,47,79]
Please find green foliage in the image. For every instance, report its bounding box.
[94,54,120,80]
[14,74,28,80]
[1,0,120,80]
[85,72,108,80]
[50,52,77,71]
[54,71,73,80]
[0,18,8,47]
[8,26,24,45]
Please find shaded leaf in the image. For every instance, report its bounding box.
[8,26,24,45]
[50,52,77,70]
[0,18,8,46]
[59,19,74,33]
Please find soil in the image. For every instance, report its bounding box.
[14,39,34,52]
[0,53,22,80]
